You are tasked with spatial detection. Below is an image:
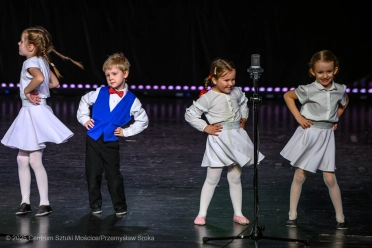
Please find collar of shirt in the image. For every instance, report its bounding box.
[314,80,337,91]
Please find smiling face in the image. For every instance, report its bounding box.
[310,61,338,90]
[211,69,236,94]
[104,65,128,90]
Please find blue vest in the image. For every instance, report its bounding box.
[87,86,136,142]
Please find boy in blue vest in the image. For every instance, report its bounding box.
[77,53,149,215]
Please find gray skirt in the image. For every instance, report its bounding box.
[280,122,335,173]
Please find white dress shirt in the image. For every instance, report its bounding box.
[77,84,149,137]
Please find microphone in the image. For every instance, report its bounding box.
[247,54,264,79]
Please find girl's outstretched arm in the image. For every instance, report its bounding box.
[283,90,313,129]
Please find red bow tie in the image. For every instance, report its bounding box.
[109,87,124,98]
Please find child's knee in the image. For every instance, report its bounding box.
[323,172,337,187]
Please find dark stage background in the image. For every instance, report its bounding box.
[0,0,371,90]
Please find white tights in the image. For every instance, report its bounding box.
[17,150,49,206]
[197,164,244,218]
[288,168,345,223]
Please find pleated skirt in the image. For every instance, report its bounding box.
[201,121,265,167]
[280,124,335,173]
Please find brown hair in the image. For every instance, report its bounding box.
[102,52,130,74]
[23,26,83,78]
[308,50,339,77]
[203,58,236,91]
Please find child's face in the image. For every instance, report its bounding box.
[104,66,128,90]
[310,61,338,90]
[18,32,33,58]
[211,69,236,94]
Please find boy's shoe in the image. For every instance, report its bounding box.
[15,203,31,215]
[35,205,52,216]
[286,219,297,227]
[337,219,348,229]
[194,216,206,225]
[233,215,249,225]
[115,208,127,216]
[91,206,102,214]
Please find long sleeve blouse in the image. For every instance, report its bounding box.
[185,87,249,132]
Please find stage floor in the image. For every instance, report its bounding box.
[0,93,371,248]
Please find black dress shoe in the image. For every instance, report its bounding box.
[91,206,102,214]
[15,203,31,215]
[115,208,127,216]
[337,219,348,229]
[286,219,297,227]
[35,205,52,216]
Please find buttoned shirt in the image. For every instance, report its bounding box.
[295,81,347,122]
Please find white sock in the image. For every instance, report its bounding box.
[197,167,223,217]
[227,165,243,216]
[323,172,345,223]
[29,150,50,206]
[288,168,306,220]
[17,150,31,205]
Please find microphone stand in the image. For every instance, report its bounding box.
[203,61,309,247]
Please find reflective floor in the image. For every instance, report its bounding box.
[0,93,371,248]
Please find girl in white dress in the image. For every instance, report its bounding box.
[1,26,83,216]
[280,50,349,229]
[185,58,264,226]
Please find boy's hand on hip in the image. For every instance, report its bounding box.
[114,127,124,137]
[84,119,94,130]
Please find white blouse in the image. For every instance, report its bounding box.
[20,56,50,99]
[185,87,249,132]
[295,81,347,122]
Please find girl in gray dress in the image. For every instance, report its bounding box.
[280,50,349,229]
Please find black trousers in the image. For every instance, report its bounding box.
[85,135,127,211]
